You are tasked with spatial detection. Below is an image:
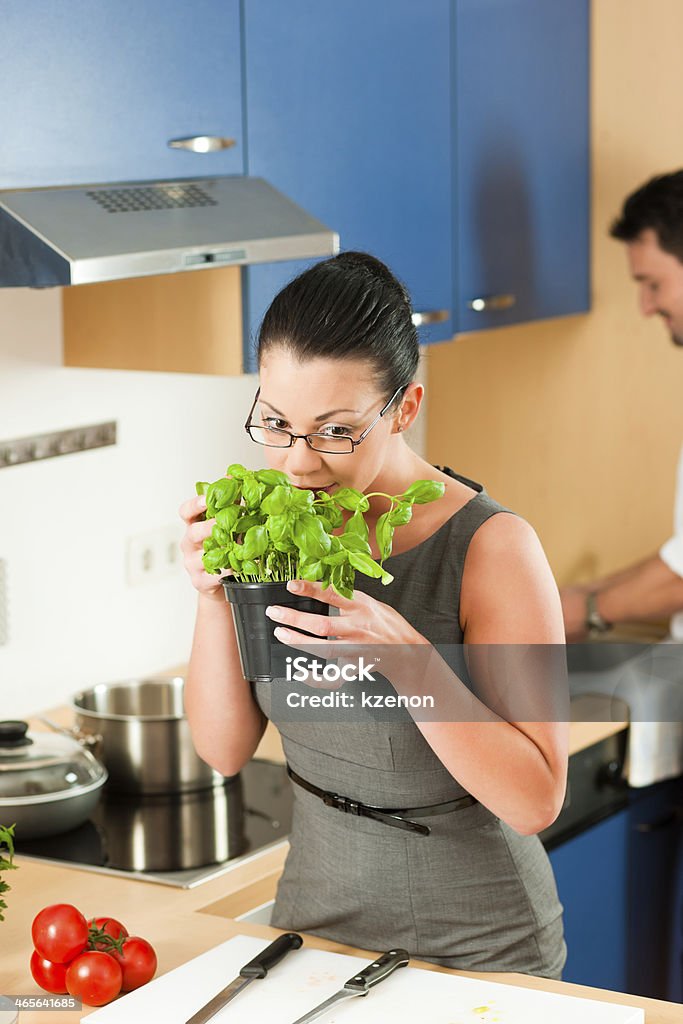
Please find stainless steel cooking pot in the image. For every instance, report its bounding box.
[71,677,227,794]
[0,720,107,839]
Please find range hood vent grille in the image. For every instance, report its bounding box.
[86,183,218,214]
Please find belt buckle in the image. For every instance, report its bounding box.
[322,790,360,816]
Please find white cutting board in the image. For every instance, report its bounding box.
[83,934,644,1024]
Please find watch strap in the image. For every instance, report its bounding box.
[585,591,612,635]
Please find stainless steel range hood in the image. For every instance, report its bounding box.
[0,176,339,287]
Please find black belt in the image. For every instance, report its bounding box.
[286,764,477,837]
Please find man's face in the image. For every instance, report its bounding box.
[627,228,683,346]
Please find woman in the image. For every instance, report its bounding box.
[179,251,568,978]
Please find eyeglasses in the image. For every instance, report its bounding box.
[244,384,408,454]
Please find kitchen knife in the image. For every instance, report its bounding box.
[288,947,410,1024]
[185,932,303,1024]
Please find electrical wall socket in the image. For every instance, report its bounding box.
[126,524,184,587]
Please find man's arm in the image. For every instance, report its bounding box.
[560,553,683,640]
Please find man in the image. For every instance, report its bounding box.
[561,170,683,642]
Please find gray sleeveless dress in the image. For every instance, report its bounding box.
[252,470,566,978]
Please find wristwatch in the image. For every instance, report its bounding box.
[585,591,612,636]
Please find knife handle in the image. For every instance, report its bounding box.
[344,948,410,993]
[239,932,304,979]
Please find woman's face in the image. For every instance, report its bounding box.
[254,347,400,495]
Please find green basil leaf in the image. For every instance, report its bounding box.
[226,463,247,479]
[317,504,343,529]
[338,531,371,554]
[242,475,265,509]
[195,481,210,496]
[207,477,240,512]
[242,525,269,560]
[242,559,259,575]
[343,510,370,543]
[300,559,324,581]
[234,512,264,536]
[347,550,384,579]
[267,512,292,544]
[255,468,291,487]
[376,511,393,561]
[292,513,333,559]
[203,547,229,573]
[213,526,229,546]
[273,538,297,553]
[261,485,292,515]
[228,549,243,573]
[216,505,241,533]
[346,550,392,585]
[289,488,314,509]
[388,501,412,526]
[331,487,369,512]
[400,479,446,505]
[322,549,349,566]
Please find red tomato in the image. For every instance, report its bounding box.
[31,904,88,964]
[87,916,129,949]
[111,936,158,992]
[30,950,68,994]
[65,950,122,1006]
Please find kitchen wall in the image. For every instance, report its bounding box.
[428,0,683,586]
[0,287,257,717]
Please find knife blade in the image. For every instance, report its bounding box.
[288,947,410,1024]
[185,932,303,1024]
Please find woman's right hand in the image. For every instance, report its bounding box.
[178,493,230,598]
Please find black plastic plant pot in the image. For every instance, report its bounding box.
[222,579,331,683]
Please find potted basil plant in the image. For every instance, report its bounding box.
[196,464,444,682]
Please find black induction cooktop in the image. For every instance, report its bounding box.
[19,759,293,888]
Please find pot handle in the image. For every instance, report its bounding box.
[37,716,103,756]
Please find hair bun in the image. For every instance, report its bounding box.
[336,251,413,311]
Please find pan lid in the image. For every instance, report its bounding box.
[0,720,106,801]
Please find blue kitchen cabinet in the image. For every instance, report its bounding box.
[453,0,590,333]
[0,1,244,189]
[626,778,683,1002]
[549,778,683,1000]
[548,809,629,992]
[242,0,589,370]
[241,0,453,370]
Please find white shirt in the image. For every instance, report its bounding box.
[659,443,683,639]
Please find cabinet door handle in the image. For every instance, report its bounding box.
[411,309,450,327]
[635,811,678,832]
[167,135,237,153]
[467,293,516,312]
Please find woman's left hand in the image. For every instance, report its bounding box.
[265,579,427,659]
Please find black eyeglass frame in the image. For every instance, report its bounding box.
[244,384,408,454]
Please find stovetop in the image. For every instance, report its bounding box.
[19,759,293,888]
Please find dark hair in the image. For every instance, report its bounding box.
[610,170,683,262]
[256,251,419,403]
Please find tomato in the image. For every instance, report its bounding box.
[31,904,88,964]
[87,916,129,949]
[111,936,157,992]
[30,950,68,994]
[65,950,122,1006]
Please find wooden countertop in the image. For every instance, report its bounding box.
[1,696,644,1022]
[3,852,680,1024]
